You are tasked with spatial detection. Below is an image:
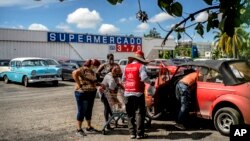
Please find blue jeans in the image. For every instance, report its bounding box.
[74,91,96,121]
[175,82,192,124]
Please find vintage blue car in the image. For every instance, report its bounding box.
[2,57,62,87]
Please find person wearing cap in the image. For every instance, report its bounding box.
[122,50,154,139]
[72,59,101,137]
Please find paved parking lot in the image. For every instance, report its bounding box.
[0,81,229,141]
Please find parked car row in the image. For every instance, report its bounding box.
[0,57,106,86]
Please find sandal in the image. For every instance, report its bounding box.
[136,134,148,139]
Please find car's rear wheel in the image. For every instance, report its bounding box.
[23,76,29,87]
[213,107,243,136]
[3,75,9,84]
[146,106,162,119]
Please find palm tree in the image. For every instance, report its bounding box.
[213,28,246,58]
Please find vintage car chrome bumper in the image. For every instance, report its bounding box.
[29,76,62,83]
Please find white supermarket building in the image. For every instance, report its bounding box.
[0,28,176,61]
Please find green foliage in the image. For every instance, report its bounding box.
[144,28,161,38]
[203,0,213,5]
[159,50,172,59]
[107,0,123,5]
[195,23,204,38]
[174,45,192,58]
[157,0,182,17]
[171,2,183,17]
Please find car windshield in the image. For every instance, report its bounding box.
[162,60,176,66]
[22,60,48,67]
[229,61,250,83]
[46,59,59,65]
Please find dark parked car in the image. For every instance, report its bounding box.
[145,60,250,135]
[63,59,85,68]
[61,63,78,81]
[57,59,85,81]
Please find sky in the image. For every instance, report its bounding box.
[0,0,219,43]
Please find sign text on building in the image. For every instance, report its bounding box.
[47,32,142,45]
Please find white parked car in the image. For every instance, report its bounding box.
[118,59,128,73]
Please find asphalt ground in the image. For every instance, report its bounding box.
[0,80,229,141]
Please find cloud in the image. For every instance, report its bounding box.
[137,23,149,30]
[56,23,73,32]
[195,11,208,22]
[135,23,149,33]
[0,0,58,9]
[28,23,49,31]
[119,18,127,23]
[13,25,25,29]
[67,8,102,29]
[149,12,174,23]
[119,16,134,23]
[98,24,120,34]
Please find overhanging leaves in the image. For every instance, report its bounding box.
[195,23,204,37]
[107,0,123,5]
[171,2,182,17]
[203,0,213,5]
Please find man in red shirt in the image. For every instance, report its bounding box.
[122,50,154,139]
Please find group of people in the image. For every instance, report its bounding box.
[71,50,199,139]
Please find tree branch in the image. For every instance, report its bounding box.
[161,5,220,46]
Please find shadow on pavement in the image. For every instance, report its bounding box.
[147,132,212,140]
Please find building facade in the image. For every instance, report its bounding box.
[0,28,176,61]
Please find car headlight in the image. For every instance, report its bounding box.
[57,69,62,75]
[31,70,36,76]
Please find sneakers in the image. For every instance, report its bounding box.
[174,123,186,130]
[136,134,148,139]
[130,134,136,139]
[76,129,87,137]
[86,126,99,132]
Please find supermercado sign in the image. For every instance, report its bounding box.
[47,32,142,45]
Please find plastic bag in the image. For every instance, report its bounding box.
[147,85,156,96]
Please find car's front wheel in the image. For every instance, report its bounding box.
[3,75,9,84]
[146,106,163,119]
[23,76,29,87]
[213,107,243,136]
[52,80,59,86]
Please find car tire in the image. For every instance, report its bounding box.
[3,75,9,84]
[146,106,162,119]
[52,81,59,86]
[213,107,243,136]
[23,76,29,87]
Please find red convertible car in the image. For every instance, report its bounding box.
[145,60,250,135]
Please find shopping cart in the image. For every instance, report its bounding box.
[101,89,152,135]
[101,90,127,135]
